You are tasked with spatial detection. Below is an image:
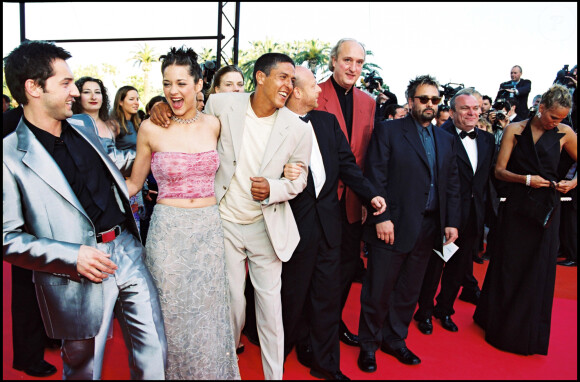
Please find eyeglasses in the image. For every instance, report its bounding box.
[413,96,442,105]
[438,105,450,111]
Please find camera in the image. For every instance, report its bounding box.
[496,110,507,121]
[440,82,464,105]
[497,82,516,100]
[363,70,383,93]
[201,60,217,92]
[554,64,576,88]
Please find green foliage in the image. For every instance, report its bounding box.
[237,39,384,92]
[129,43,158,104]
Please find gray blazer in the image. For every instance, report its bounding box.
[205,92,312,262]
[3,114,138,340]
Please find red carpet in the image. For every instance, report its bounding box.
[3,258,577,380]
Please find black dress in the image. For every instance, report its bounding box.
[473,119,566,355]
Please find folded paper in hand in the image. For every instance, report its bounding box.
[433,240,459,262]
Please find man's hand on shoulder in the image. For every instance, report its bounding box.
[149,102,173,128]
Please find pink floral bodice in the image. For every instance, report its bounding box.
[151,150,219,200]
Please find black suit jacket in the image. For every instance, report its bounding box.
[362,116,461,253]
[442,122,496,232]
[496,79,532,118]
[290,110,379,252]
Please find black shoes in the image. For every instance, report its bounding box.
[557,259,577,267]
[236,343,245,355]
[436,315,458,332]
[339,320,360,347]
[380,343,421,365]
[473,254,484,264]
[14,360,57,377]
[310,368,350,380]
[296,343,314,369]
[459,289,481,305]
[242,327,261,347]
[357,351,377,373]
[416,317,433,335]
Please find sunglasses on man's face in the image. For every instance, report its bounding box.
[413,96,442,105]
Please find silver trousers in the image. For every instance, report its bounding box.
[61,230,167,380]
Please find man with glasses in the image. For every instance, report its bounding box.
[357,75,460,372]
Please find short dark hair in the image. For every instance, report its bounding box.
[145,95,167,115]
[160,46,202,82]
[252,53,294,86]
[482,95,492,104]
[405,74,440,100]
[385,104,403,119]
[493,99,511,112]
[72,77,111,122]
[436,104,450,118]
[3,40,72,105]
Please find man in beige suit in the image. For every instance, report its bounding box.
[205,53,311,379]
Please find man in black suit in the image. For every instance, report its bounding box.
[496,65,532,119]
[415,90,495,334]
[357,75,461,372]
[281,66,386,380]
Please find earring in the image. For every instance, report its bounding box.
[537,111,542,119]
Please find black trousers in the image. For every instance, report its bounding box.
[358,212,439,352]
[416,202,479,319]
[559,189,577,262]
[281,216,341,372]
[11,265,50,369]
[338,197,363,313]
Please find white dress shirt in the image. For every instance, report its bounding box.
[456,127,478,174]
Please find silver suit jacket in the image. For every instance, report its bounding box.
[3,114,138,340]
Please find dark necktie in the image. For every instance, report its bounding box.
[299,114,311,123]
[459,130,478,139]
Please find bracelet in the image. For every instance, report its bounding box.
[526,174,531,187]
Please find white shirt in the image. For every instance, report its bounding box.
[306,119,326,197]
[456,127,478,174]
[220,102,277,224]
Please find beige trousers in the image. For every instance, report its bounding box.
[221,218,284,380]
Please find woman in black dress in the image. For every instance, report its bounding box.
[474,84,577,355]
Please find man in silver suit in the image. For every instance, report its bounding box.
[3,40,167,380]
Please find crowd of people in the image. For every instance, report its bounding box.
[2,37,577,381]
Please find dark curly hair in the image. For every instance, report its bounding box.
[3,40,72,105]
[160,46,202,82]
[405,74,440,100]
[72,76,111,122]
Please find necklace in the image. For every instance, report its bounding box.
[170,111,201,124]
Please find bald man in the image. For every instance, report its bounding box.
[282,66,385,380]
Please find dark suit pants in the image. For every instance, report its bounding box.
[416,203,479,319]
[339,197,363,314]
[559,189,577,262]
[359,212,439,351]
[11,265,50,370]
[281,217,341,372]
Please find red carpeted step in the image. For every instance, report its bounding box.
[3,260,577,380]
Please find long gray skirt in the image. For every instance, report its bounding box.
[145,204,240,380]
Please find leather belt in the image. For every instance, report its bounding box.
[96,222,126,243]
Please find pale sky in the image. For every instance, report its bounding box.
[3,2,577,105]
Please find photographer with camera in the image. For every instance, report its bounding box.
[496,65,532,119]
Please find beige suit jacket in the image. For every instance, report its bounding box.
[205,92,311,262]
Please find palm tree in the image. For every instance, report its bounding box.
[199,47,216,64]
[129,43,158,104]
[293,40,331,76]
[238,38,284,92]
